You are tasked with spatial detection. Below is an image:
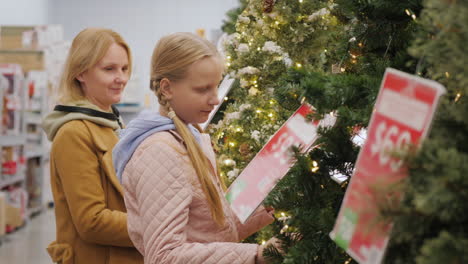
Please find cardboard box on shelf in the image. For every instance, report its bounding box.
[0,26,35,49]
[0,25,64,50]
[5,203,24,229]
[0,49,45,72]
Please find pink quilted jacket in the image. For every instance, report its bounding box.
[122,130,274,263]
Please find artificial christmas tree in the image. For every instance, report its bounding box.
[213,0,466,263]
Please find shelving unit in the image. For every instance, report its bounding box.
[0,23,69,239]
[0,67,28,238]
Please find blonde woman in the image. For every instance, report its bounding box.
[113,32,280,264]
[42,28,143,264]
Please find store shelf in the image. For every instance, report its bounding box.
[26,133,41,141]
[24,112,42,125]
[0,135,26,146]
[25,148,46,159]
[0,171,25,189]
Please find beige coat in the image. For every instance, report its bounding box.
[123,130,274,264]
[46,119,142,264]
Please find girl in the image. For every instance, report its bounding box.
[113,32,278,263]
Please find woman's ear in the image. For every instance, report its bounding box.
[76,71,87,83]
[160,78,173,100]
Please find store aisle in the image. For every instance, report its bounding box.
[0,208,55,264]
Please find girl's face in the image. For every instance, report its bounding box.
[77,43,130,111]
[165,56,223,124]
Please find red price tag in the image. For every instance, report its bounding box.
[226,104,336,223]
[330,68,446,264]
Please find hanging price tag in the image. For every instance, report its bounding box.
[330,68,446,264]
[226,104,336,223]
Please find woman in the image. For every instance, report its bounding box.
[42,28,143,264]
[113,32,280,264]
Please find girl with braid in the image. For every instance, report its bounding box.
[112,32,281,264]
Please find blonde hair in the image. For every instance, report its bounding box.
[150,32,226,226]
[58,28,132,103]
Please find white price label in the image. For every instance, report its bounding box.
[370,121,412,172]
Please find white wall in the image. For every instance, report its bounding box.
[0,0,50,25]
[49,0,239,108]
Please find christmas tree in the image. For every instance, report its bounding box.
[214,0,466,263]
[384,0,468,263]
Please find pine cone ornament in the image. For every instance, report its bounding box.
[263,0,275,13]
[239,143,251,156]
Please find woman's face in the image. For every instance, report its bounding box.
[164,56,223,124]
[77,43,129,111]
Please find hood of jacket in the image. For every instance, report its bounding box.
[42,100,123,141]
[112,110,201,182]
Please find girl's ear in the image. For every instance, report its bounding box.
[160,78,173,100]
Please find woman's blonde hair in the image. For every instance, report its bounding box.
[150,32,226,226]
[58,28,132,103]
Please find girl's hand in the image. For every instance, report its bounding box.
[264,206,275,216]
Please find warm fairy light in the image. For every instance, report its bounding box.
[223,159,235,166]
[262,240,266,245]
[445,72,450,78]
[311,160,319,173]
[281,212,286,217]
[224,96,228,101]
[227,55,231,60]
[254,84,258,88]
[340,67,346,72]
[296,62,302,68]
[275,21,280,25]
[229,142,236,147]
[226,62,231,67]
[284,225,289,229]
[236,127,242,132]
[257,47,261,51]
[352,59,357,64]
[455,93,461,102]
[270,100,275,105]
[405,9,411,16]
[324,49,328,53]
[256,109,262,113]
[299,0,303,3]
[411,14,416,20]
[268,113,274,118]
[358,42,363,47]
[253,80,257,84]
[320,184,324,189]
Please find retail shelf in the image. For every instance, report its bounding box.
[0,135,26,146]
[24,113,42,125]
[26,133,41,141]
[25,148,46,159]
[0,171,25,189]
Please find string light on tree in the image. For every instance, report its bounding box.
[224,96,229,101]
[311,160,319,173]
[455,93,461,102]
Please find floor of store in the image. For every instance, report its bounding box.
[0,208,55,264]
